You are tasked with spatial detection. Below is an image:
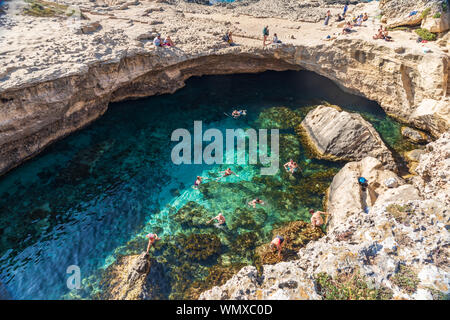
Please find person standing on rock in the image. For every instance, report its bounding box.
[263,25,269,47]
[324,10,331,26]
[207,213,226,226]
[309,209,329,227]
[343,1,349,17]
[270,235,285,259]
[146,233,161,253]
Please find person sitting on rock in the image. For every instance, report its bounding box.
[309,209,329,227]
[146,233,161,253]
[373,26,385,40]
[217,168,239,180]
[272,33,282,44]
[270,235,285,259]
[342,22,353,34]
[163,35,175,47]
[363,13,369,21]
[153,35,162,47]
[248,198,265,208]
[383,27,393,41]
[358,176,369,191]
[354,15,363,27]
[207,213,226,226]
[336,14,345,22]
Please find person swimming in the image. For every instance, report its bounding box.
[193,176,208,189]
[231,109,247,118]
[270,235,285,259]
[146,233,161,253]
[283,159,299,174]
[207,213,226,226]
[248,198,265,208]
[217,168,239,180]
[309,209,330,227]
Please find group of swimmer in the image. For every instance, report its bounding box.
[144,109,331,259]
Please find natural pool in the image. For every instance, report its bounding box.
[0,70,409,300]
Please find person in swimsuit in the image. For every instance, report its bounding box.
[270,235,285,259]
[263,25,269,47]
[283,159,295,172]
[309,209,330,227]
[231,109,247,118]
[193,176,208,189]
[217,168,238,180]
[248,198,265,208]
[207,213,226,225]
[146,233,161,253]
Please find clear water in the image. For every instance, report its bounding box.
[0,71,407,300]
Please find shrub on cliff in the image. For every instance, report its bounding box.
[391,264,420,294]
[415,28,437,41]
[315,269,393,300]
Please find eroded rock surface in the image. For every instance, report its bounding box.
[201,132,450,300]
[0,0,448,175]
[300,105,396,170]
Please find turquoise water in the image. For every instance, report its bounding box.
[0,71,405,300]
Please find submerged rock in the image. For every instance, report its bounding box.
[202,134,450,299]
[255,106,302,129]
[299,105,396,170]
[401,126,429,143]
[254,221,324,265]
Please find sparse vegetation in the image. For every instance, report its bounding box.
[432,12,441,19]
[23,0,69,17]
[421,7,431,18]
[415,28,437,41]
[391,265,420,294]
[315,269,393,300]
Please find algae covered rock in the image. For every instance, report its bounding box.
[255,106,302,129]
[300,105,396,170]
[172,201,210,228]
[401,126,429,143]
[255,221,324,265]
[177,233,222,262]
[228,207,267,230]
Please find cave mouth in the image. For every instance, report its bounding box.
[0,70,407,300]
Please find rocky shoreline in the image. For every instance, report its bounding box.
[0,0,449,300]
[0,0,449,176]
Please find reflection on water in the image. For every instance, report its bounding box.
[0,71,407,299]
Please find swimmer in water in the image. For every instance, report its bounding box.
[248,198,265,208]
[216,168,239,180]
[270,235,286,259]
[231,109,247,118]
[283,159,299,175]
[146,233,161,253]
[309,209,330,227]
[193,176,208,189]
[207,212,226,225]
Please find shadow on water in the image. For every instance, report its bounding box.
[0,70,412,299]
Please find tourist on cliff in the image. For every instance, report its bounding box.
[153,35,163,47]
[207,213,226,226]
[324,10,331,26]
[342,22,353,34]
[309,209,330,227]
[270,235,285,259]
[248,198,265,209]
[146,233,161,253]
[163,36,175,47]
[343,1,349,17]
[336,13,345,22]
[263,25,269,46]
[272,33,282,44]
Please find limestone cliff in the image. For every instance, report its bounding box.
[200,132,450,300]
[0,0,449,176]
